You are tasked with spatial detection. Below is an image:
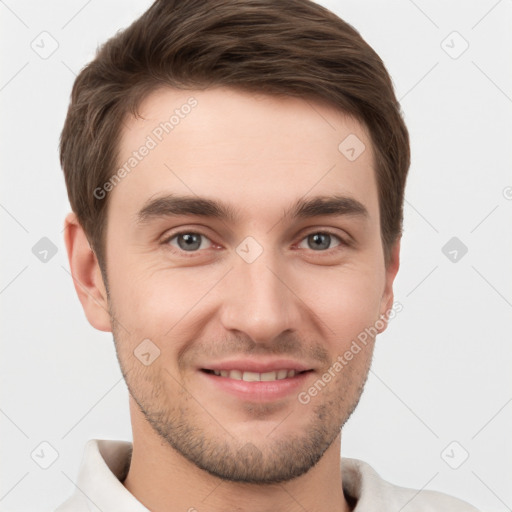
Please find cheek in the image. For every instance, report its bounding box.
[298,264,383,340]
[108,260,223,345]
[108,247,384,348]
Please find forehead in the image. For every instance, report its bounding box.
[110,86,378,227]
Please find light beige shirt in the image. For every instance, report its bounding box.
[55,439,480,511]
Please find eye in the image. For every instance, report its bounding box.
[297,231,345,251]
[164,231,213,252]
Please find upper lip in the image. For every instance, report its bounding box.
[200,358,313,373]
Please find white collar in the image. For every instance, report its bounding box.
[55,439,479,512]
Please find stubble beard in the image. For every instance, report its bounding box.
[110,314,372,484]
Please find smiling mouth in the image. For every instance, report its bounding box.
[201,369,312,382]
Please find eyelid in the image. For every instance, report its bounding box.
[160,223,214,241]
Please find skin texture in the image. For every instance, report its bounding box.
[64,86,400,512]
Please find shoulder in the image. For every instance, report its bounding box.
[341,457,480,511]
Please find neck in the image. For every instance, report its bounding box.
[123,399,353,512]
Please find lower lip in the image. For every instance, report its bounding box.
[199,370,312,402]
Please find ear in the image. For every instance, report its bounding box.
[377,237,401,334]
[63,212,112,332]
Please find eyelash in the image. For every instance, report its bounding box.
[161,229,349,257]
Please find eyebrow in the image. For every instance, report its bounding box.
[136,193,369,225]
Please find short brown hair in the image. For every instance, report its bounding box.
[60,0,410,273]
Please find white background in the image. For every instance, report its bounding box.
[1,1,511,511]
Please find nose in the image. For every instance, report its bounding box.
[219,245,303,345]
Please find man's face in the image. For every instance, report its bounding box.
[103,86,397,483]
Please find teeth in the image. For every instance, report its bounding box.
[230,369,242,380]
[210,369,300,381]
[242,371,260,382]
[277,369,288,379]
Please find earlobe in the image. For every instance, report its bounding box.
[377,238,401,333]
[63,212,112,332]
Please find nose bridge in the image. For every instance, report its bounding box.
[220,241,300,343]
